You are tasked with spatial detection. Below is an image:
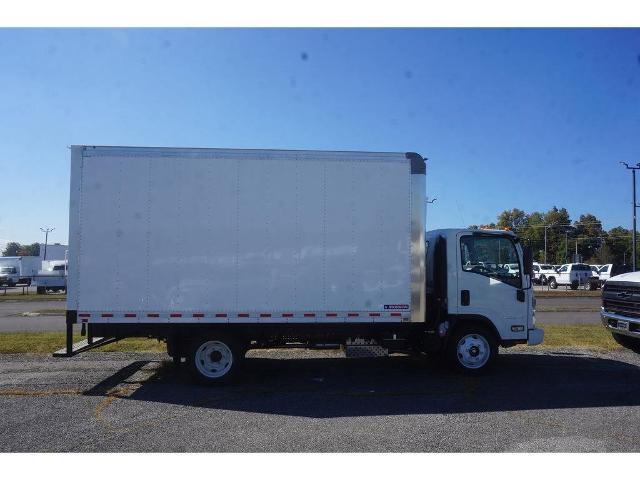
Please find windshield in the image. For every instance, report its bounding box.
[460,235,522,288]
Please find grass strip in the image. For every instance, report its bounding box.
[0,331,165,354]
[0,294,66,302]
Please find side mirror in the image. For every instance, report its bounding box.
[523,246,533,278]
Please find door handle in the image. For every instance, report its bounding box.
[517,289,525,302]
[461,290,470,306]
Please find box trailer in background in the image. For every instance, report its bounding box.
[56,145,543,383]
[39,243,68,262]
[0,256,40,286]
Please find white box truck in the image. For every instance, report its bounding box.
[55,145,543,383]
[0,256,40,286]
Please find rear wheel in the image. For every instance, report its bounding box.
[539,274,546,285]
[612,333,640,354]
[570,280,579,290]
[187,336,243,384]
[447,325,498,374]
[548,277,557,289]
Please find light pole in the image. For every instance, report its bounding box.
[621,162,640,271]
[40,227,55,261]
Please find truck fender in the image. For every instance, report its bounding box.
[443,315,502,349]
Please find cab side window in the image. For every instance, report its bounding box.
[460,235,521,288]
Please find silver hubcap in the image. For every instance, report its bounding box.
[195,341,233,378]
[456,333,490,369]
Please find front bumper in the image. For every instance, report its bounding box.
[601,308,640,340]
[527,328,544,346]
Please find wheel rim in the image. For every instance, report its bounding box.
[195,341,233,378]
[456,333,490,369]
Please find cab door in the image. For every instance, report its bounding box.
[456,233,529,341]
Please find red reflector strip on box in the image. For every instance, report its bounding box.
[348,313,359,317]
[369,313,380,317]
[170,313,182,318]
[124,313,136,318]
[147,313,159,318]
[79,313,91,318]
[282,313,293,317]
[215,313,227,318]
[326,313,337,317]
[101,313,113,318]
[304,313,315,317]
[238,313,249,318]
[192,313,204,318]
[260,313,271,318]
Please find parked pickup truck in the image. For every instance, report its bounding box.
[548,263,598,290]
[598,264,632,286]
[601,271,640,353]
[532,263,557,285]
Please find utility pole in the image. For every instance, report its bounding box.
[544,226,548,264]
[621,162,640,271]
[40,227,55,261]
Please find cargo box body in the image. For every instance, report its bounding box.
[68,146,426,325]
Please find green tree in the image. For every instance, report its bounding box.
[20,243,40,256]
[604,226,633,265]
[574,213,604,263]
[496,208,529,231]
[2,242,21,256]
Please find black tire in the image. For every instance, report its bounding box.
[446,325,498,374]
[588,281,597,291]
[612,333,640,354]
[187,335,244,385]
[570,281,579,290]
[539,274,546,286]
[548,277,557,289]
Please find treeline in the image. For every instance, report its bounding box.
[2,242,40,257]
[471,207,633,266]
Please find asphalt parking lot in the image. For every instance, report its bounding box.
[1,347,639,452]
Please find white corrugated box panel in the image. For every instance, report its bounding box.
[68,146,413,314]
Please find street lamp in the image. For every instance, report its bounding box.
[620,162,640,271]
[40,227,55,261]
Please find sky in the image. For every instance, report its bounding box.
[0,28,639,249]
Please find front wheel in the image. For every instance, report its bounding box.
[612,333,640,354]
[447,326,498,374]
[548,277,557,289]
[187,336,243,385]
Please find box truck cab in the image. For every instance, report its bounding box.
[0,256,40,286]
[427,229,539,358]
[56,145,543,383]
